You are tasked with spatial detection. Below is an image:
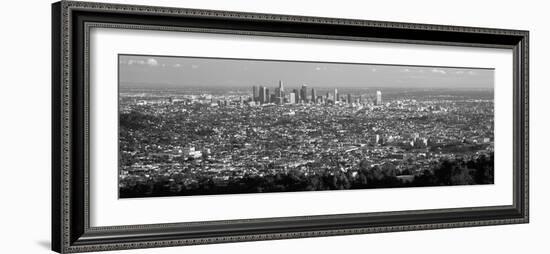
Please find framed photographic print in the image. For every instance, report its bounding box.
[51,1,529,253]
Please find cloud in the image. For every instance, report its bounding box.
[402,68,411,72]
[146,58,159,66]
[123,58,158,66]
[315,67,321,71]
[371,68,377,72]
[431,68,447,74]
[191,64,199,69]
[127,59,145,65]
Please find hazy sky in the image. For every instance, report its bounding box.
[119,55,494,89]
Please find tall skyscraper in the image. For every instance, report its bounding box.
[259,86,266,104]
[311,88,316,103]
[376,90,382,105]
[300,84,308,103]
[293,89,300,103]
[252,86,258,102]
[273,81,284,105]
[347,94,352,104]
[289,92,296,104]
[334,88,339,102]
[266,88,270,103]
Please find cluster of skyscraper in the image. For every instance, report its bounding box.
[252,81,383,105]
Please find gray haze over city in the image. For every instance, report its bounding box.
[119,55,494,89]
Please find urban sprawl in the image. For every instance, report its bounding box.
[119,81,494,198]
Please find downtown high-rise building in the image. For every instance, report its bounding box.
[311,88,316,103]
[252,86,258,102]
[376,90,382,105]
[274,87,281,103]
[259,86,267,104]
[334,88,339,102]
[300,84,308,103]
[289,92,296,104]
[293,89,300,103]
[276,80,285,104]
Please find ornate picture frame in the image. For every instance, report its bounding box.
[52,1,529,253]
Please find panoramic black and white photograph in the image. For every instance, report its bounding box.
[118,54,495,198]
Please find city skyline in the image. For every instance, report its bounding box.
[249,81,382,105]
[118,54,495,198]
[119,55,494,89]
